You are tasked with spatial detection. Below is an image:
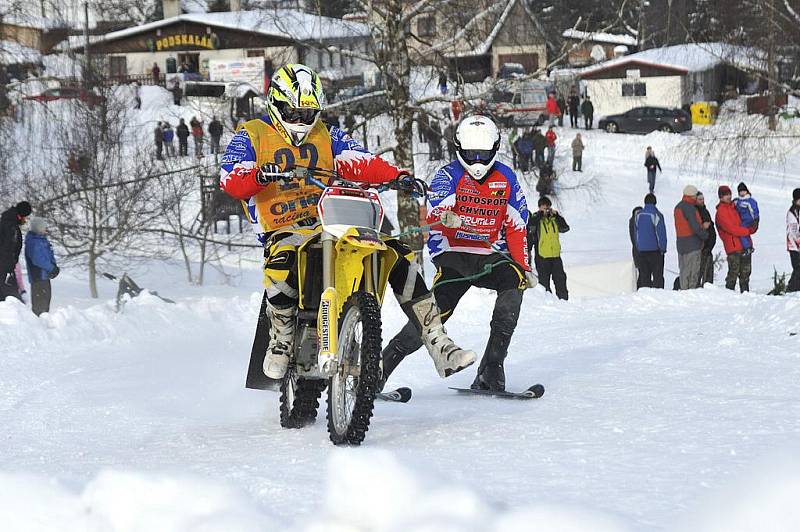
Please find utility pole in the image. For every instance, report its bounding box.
[767,0,777,131]
[83,1,91,89]
[637,0,647,50]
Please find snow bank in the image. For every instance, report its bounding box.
[304,450,631,532]
[0,470,275,532]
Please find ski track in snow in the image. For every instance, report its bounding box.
[2,285,800,530]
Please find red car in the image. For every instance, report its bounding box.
[24,87,104,106]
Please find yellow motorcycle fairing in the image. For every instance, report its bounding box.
[333,227,400,314]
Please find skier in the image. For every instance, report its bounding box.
[381,115,534,392]
[0,201,32,302]
[219,64,474,382]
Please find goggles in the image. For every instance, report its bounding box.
[276,102,320,125]
[459,148,496,164]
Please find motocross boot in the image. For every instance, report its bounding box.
[470,329,511,392]
[379,321,422,391]
[403,293,476,378]
[263,304,296,379]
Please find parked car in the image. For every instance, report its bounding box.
[478,81,550,126]
[24,87,104,106]
[497,62,526,79]
[598,106,691,134]
[331,86,388,116]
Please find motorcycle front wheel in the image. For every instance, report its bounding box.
[327,291,382,445]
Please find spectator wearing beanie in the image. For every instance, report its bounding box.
[634,193,667,288]
[734,182,759,252]
[25,217,59,316]
[695,191,716,285]
[674,185,709,289]
[527,196,570,300]
[1,201,32,302]
[715,185,755,292]
[786,188,800,292]
[629,206,643,287]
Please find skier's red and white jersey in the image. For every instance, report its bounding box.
[426,160,530,270]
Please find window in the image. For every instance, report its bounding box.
[417,16,436,38]
[622,82,646,97]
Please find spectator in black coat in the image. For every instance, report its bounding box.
[532,128,547,167]
[644,146,662,193]
[171,80,182,106]
[556,94,566,127]
[568,91,580,128]
[427,119,443,160]
[695,191,717,285]
[176,118,190,156]
[581,96,594,129]
[0,201,31,302]
[154,121,163,160]
[208,116,223,154]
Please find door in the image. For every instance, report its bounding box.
[643,107,665,132]
[625,107,647,133]
[177,53,200,74]
[109,56,127,81]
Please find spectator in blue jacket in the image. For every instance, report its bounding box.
[634,193,667,288]
[24,217,59,316]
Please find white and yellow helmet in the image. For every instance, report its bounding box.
[267,63,325,146]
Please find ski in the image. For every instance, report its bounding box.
[376,387,412,403]
[448,384,545,400]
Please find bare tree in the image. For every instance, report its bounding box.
[28,92,165,297]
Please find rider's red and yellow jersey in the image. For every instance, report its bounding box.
[220,116,405,242]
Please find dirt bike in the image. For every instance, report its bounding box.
[246,166,425,445]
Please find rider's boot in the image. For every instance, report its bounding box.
[403,293,476,378]
[263,303,296,379]
[470,329,511,392]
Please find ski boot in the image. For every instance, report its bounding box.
[263,304,296,379]
[404,294,476,378]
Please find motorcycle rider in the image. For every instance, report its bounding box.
[220,64,475,381]
[382,115,533,392]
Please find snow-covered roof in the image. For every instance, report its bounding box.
[0,40,42,64]
[562,29,637,47]
[579,43,766,77]
[436,0,543,58]
[73,9,369,49]
[0,13,78,30]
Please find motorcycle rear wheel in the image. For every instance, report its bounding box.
[327,291,382,445]
[280,366,326,429]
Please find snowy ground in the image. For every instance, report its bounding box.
[3,102,800,530]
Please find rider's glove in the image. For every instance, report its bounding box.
[524,270,539,290]
[393,174,427,198]
[255,163,284,185]
[440,210,462,229]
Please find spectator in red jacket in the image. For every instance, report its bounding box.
[715,185,756,292]
[545,125,557,166]
[546,93,561,126]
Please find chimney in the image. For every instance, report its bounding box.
[163,0,180,19]
[230,0,242,11]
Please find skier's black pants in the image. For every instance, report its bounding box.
[534,255,568,300]
[383,252,525,379]
[637,251,664,289]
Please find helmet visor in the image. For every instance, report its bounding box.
[458,148,496,165]
[275,102,320,125]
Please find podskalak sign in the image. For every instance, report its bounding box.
[146,33,220,52]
